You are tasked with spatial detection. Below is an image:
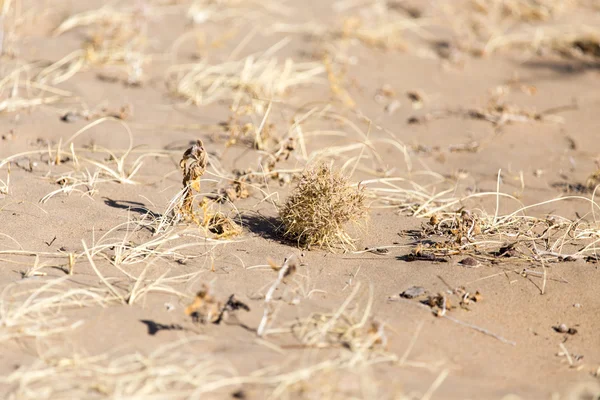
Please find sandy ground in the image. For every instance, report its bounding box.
[1,0,600,399]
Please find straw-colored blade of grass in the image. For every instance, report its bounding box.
[0,277,120,342]
[167,51,325,114]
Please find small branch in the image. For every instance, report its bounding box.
[395,298,516,346]
[257,256,296,337]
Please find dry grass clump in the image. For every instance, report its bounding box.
[482,26,600,58]
[199,198,243,239]
[159,140,241,238]
[166,49,325,114]
[291,282,388,352]
[440,0,600,57]
[468,0,574,22]
[279,164,367,250]
[36,5,150,85]
[587,167,600,190]
[0,63,71,113]
[336,16,410,51]
[0,277,119,342]
[0,335,400,399]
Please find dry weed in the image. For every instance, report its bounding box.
[167,47,325,114]
[157,140,242,238]
[443,0,600,58]
[178,139,207,220]
[0,277,118,342]
[291,282,388,352]
[36,5,150,86]
[0,335,401,399]
[0,63,71,113]
[185,283,250,324]
[279,164,367,250]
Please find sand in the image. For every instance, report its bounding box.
[1,0,600,399]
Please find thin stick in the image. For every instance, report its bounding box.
[257,256,294,337]
[442,314,516,346]
[421,369,450,400]
[397,298,516,346]
[559,343,573,366]
[399,320,424,365]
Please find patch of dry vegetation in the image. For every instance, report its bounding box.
[0,63,72,113]
[442,0,600,58]
[187,0,292,24]
[36,4,152,86]
[167,45,326,114]
[0,277,118,343]
[279,164,368,250]
[0,334,404,399]
[1,1,600,398]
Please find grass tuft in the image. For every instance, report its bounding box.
[279,164,367,250]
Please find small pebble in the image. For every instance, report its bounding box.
[400,286,426,299]
[459,257,479,267]
[554,323,578,335]
[60,112,80,123]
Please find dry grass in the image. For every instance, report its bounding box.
[440,0,600,58]
[187,0,292,24]
[0,118,172,206]
[0,334,403,399]
[0,63,71,113]
[289,282,387,352]
[35,4,152,86]
[0,163,9,195]
[0,277,118,343]
[2,1,600,398]
[468,0,575,22]
[166,42,326,114]
[279,164,368,250]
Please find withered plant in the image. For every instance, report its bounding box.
[185,284,250,324]
[279,164,367,250]
[178,140,207,221]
